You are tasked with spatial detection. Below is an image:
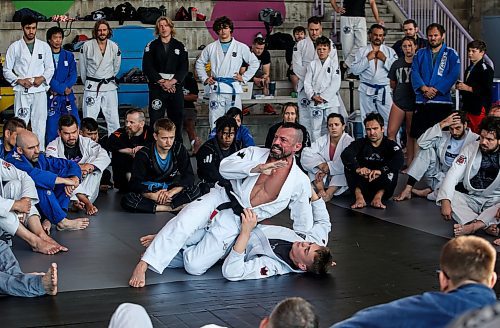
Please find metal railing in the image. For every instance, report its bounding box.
[393,0,494,78]
[313,0,325,18]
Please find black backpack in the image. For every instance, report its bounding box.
[114,2,137,25]
[84,7,115,21]
[266,32,294,51]
[12,8,48,22]
[137,6,166,25]
[258,8,283,37]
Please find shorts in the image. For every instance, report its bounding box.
[410,103,453,139]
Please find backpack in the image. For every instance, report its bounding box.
[114,2,137,25]
[174,6,190,21]
[63,34,89,52]
[258,8,283,27]
[85,7,115,21]
[266,32,294,51]
[12,8,48,22]
[137,6,166,25]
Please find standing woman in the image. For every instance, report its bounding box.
[387,36,417,169]
[142,17,188,141]
[301,113,354,201]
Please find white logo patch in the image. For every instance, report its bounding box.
[151,99,162,110]
[174,48,180,55]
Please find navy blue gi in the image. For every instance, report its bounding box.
[46,49,80,144]
[6,151,81,224]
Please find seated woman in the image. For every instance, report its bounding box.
[301,113,354,202]
[208,107,255,148]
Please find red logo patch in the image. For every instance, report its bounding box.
[260,266,268,276]
[2,161,11,169]
[456,155,466,165]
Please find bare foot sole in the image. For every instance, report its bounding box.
[371,199,387,209]
[453,223,476,237]
[140,234,156,248]
[485,225,499,237]
[56,218,90,231]
[493,239,500,246]
[393,189,412,201]
[42,263,58,295]
[129,261,148,288]
[412,188,432,198]
[85,203,98,216]
[32,239,63,255]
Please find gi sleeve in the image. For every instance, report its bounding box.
[87,140,111,172]
[289,176,314,235]
[436,144,471,203]
[239,126,256,147]
[380,140,404,176]
[196,143,224,184]
[48,157,82,179]
[383,48,398,72]
[6,154,58,190]
[170,144,195,188]
[220,147,264,180]
[303,62,315,100]
[241,51,259,84]
[0,195,15,218]
[341,140,363,172]
[79,43,88,84]
[113,44,122,77]
[350,49,370,75]
[3,43,20,86]
[195,47,210,83]
[417,123,443,149]
[300,139,324,173]
[222,249,284,281]
[66,52,78,89]
[45,140,60,158]
[411,51,426,92]
[107,130,127,152]
[173,42,188,84]
[292,41,306,80]
[467,63,494,100]
[304,198,331,246]
[142,41,162,83]
[129,150,151,193]
[42,44,55,85]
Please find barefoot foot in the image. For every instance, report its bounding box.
[351,198,367,209]
[85,203,98,216]
[140,234,157,248]
[453,223,477,237]
[41,219,52,235]
[38,233,68,252]
[70,200,85,212]
[129,261,148,288]
[56,218,90,231]
[42,263,58,295]
[412,188,432,198]
[32,238,63,255]
[371,198,387,209]
[393,186,412,201]
[493,238,500,246]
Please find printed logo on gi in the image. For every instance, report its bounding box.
[38,54,42,59]
[17,107,29,118]
[2,161,11,169]
[209,100,218,111]
[48,106,56,117]
[300,98,310,107]
[232,52,237,57]
[151,99,162,110]
[260,266,268,276]
[237,151,245,159]
[343,26,352,34]
[387,172,394,181]
[174,48,180,55]
[456,155,466,165]
[85,97,95,106]
[312,109,322,118]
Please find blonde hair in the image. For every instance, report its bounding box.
[155,16,176,37]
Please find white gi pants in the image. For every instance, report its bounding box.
[298,89,312,136]
[309,104,337,142]
[451,193,500,226]
[208,93,242,129]
[82,90,120,136]
[108,303,153,328]
[14,91,47,150]
[142,186,239,275]
[0,180,39,235]
[71,171,102,203]
[340,16,367,68]
[359,86,392,134]
[407,148,446,192]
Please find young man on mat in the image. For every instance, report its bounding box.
[341,112,404,209]
[129,123,317,287]
[331,235,497,327]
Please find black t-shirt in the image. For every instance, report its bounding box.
[388,58,415,110]
[269,239,297,269]
[470,151,500,190]
[64,142,83,163]
[344,0,367,17]
[182,72,199,109]
[242,49,271,76]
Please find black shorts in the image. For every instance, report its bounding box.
[410,103,453,139]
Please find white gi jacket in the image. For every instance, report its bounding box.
[3,38,54,93]
[437,141,500,203]
[292,37,339,91]
[195,38,259,94]
[79,39,121,92]
[0,159,38,217]
[222,198,330,281]
[304,57,342,107]
[351,44,397,94]
[45,135,110,172]
[220,147,314,235]
[301,132,354,194]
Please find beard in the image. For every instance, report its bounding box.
[270,144,292,160]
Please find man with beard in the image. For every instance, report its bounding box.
[411,23,460,139]
[2,15,54,150]
[351,24,398,129]
[196,116,242,195]
[341,112,404,209]
[108,109,152,192]
[143,17,188,141]
[437,117,500,237]
[0,118,26,159]
[391,19,428,58]
[129,123,315,287]
[46,115,110,215]
[121,118,199,213]
[394,112,478,202]
[293,16,339,136]
[6,131,89,231]
[79,19,121,136]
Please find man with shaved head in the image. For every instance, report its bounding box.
[6,131,89,231]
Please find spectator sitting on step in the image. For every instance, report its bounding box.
[107,108,152,193]
[332,236,497,328]
[0,117,26,159]
[208,107,255,148]
[240,37,277,116]
[286,26,306,92]
[197,116,242,195]
[121,118,200,213]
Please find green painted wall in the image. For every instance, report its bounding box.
[13,1,74,17]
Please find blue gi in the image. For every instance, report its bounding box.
[46,49,80,144]
[331,283,496,328]
[5,151,81,224]
[208,124,255,148]
[0,240,46,297]
[412,43,460,104]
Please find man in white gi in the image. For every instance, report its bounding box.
[351,24,398,130]
[0,158,67,254]
[394,112,478,202]
[2,15,54,150]
[293,16,340,136]
[80,19,121,135]
[129,123,315,287]
[46,115,110,215]
[196,16,259,129]
[303,36,343,142]
[437,116,500,237]
[222,190,333,281]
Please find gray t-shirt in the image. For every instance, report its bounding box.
[388,58,415,111]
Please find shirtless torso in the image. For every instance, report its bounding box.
[250,159,292,207]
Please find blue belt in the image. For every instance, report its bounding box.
[214,77,236,98]
[362,82,388,105]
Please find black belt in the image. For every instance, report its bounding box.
[86,76,117,96]
[216,181,243,217]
